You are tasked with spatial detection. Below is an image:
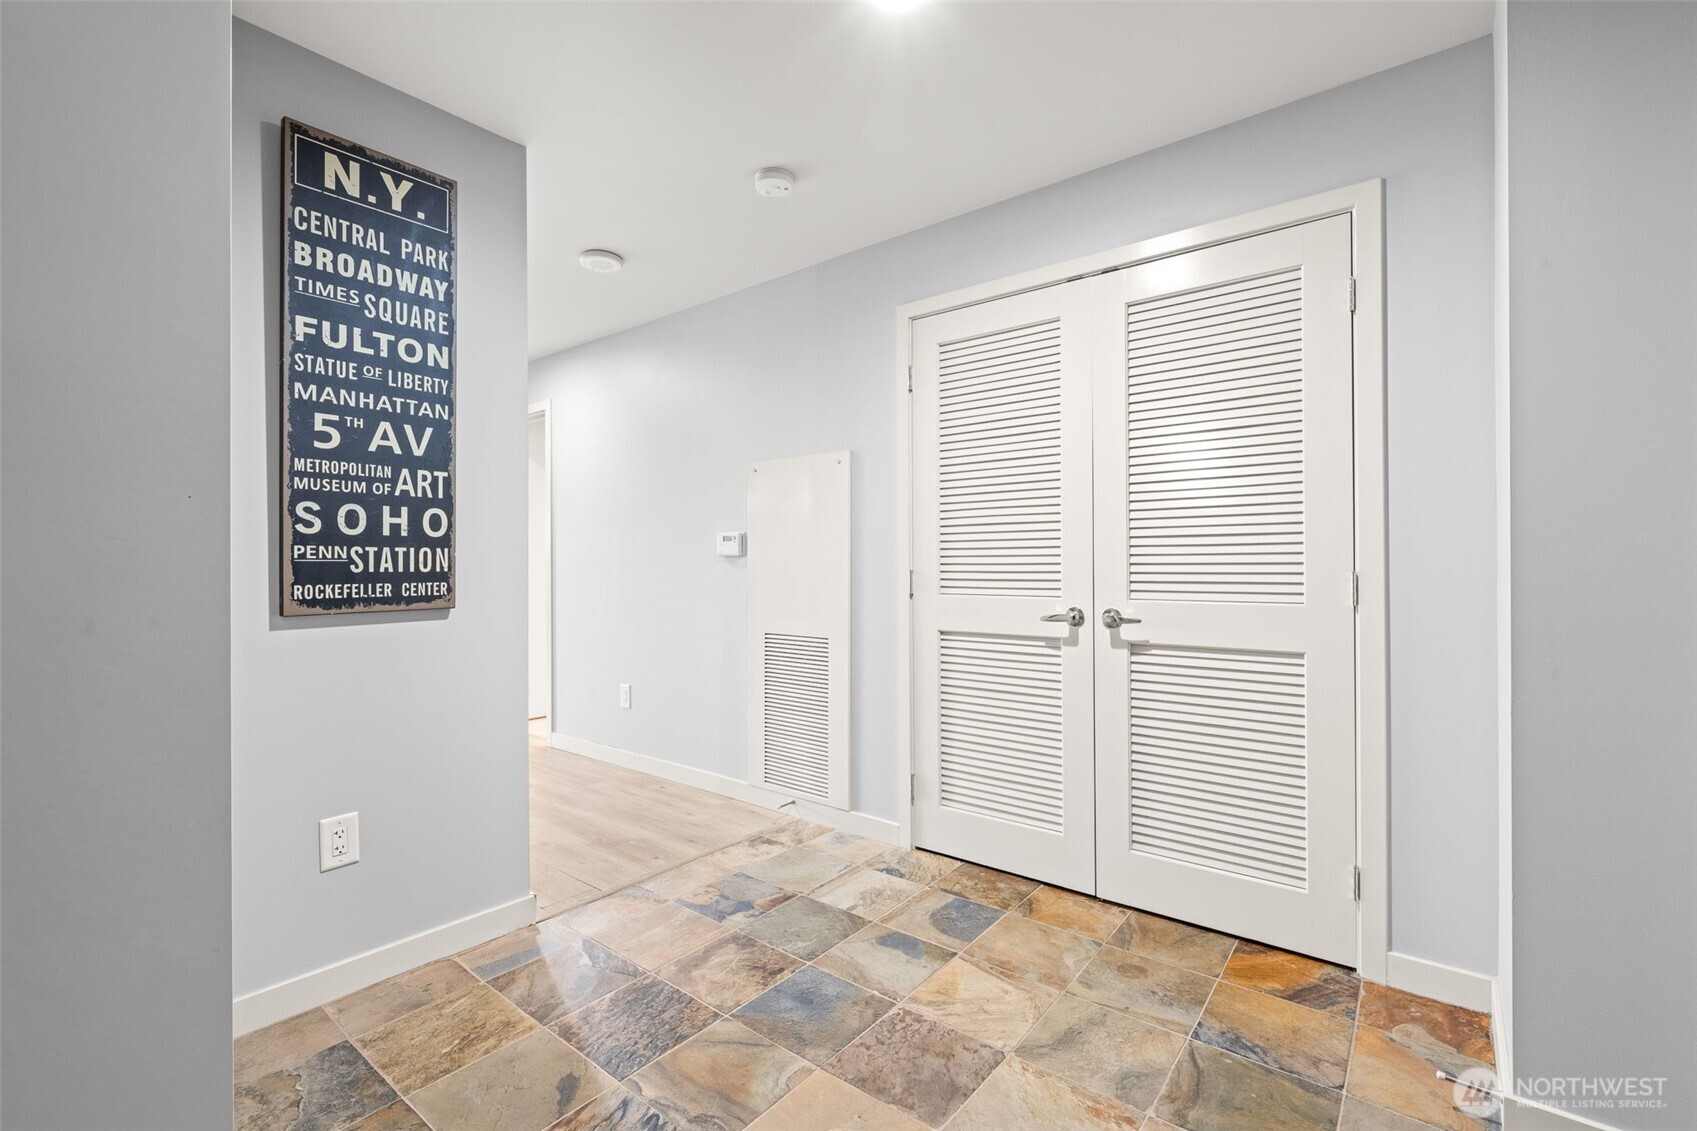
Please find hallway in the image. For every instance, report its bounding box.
[236,811,1495,1131]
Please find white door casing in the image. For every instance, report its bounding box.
[911,281,1097,891]
[1091,214,1357,962]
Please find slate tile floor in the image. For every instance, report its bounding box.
[236,819,1499,1131]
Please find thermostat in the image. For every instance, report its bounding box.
[717,532,746,557]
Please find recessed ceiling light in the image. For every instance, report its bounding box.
[754,167,795,198]
[869,0,926,13]
[578,249,623,273]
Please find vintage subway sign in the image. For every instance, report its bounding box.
[281,119,456,615]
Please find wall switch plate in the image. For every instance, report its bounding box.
[619,683,632,709]
[319,812,359,872]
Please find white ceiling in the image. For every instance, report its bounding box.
[238,1,1490,359]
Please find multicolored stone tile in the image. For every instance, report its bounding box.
[591,901,728,969]
[1340,1095,1455,1131]
[457,918,580,981]
[937,862,1042,911]
[733,965,895,1064]
[962,913,1099,992]
[326,959,481,1038]
[809,867,926,920]
[1221,941,1360,1020]
[346,1101,430,1131]
[354,984,538,1095]
[745,1069,926,1131]
[1194,980,1355,1089]
[1014,887,1130,942]
[408,1029,614,1131]
[627,1018,813,1129]
[235,1008,344,1085]
[235,1040,397,1131]
[1071,946,1216,1034]
[867,847,960,887]
[657,931,803,1012]
[643,856,746,900]
[486,933,644,1025]
[878,889,1002,951]
[740,895,869,960]
[1346,1024,1495,1131]
[905,957,1053,1050]
[1015,992,1188,1111]
[826,1008,1004,1128]
[814,925,954,1000]
[804,830,892,865]
[761,819,837,846]
[948,1057,1142,1130]
[1107,909,1239,977]
[555,885,666,937]
[550,1087,683,1131]
[675,871,796,926]
[1153,1040,1344,1131]
[1359,982,1495,1066]
[551,975,717,1080]
[744,846,856,893]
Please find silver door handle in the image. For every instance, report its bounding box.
[1102,608,1142,629]
[1040,607,1086,628]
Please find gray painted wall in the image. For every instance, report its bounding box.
[233,23,530,998]
[532,40,1499,974]
[1,3,235,1127]
[1505,4,1697,1126]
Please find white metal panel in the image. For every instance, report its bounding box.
[912,282,1096,891]
[1093,215,1357,964]
[748,452,851,809]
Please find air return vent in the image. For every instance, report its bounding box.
[748,452,850,809]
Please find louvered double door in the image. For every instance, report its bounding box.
[912,215,1358,963]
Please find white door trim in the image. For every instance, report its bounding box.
[895,180,1389,982]
[528,400,553,728]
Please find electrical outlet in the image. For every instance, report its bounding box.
[319,812,359,872]
[619,683,632,710]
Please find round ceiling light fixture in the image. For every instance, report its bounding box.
[578,249,624,273]
[754,167,796,198]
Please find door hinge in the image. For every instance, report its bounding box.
[910,774,917,804]
[1351,571,1360,610]
[908,570,914,600]
[907,365,913,394]
[1347,277,1357,314]
[1352,865,1362,902]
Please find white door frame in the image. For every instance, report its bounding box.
[528,400,553,727]
[894,180,1388,981]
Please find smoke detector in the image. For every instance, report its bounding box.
[754,168,796,198]
[578,249,624,273]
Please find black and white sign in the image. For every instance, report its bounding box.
[281,119,457,615]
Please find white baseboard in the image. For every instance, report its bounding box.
[1504,1096,1621,1130]
[1383,950,1494,1013]
[232,893,537,1036]
[550,733,902,846]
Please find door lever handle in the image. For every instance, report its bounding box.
[1040,607,1086,628]
[1101,608,1142,629]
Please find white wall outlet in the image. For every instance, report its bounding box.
[619,683,632,709]
[319,812,359,872]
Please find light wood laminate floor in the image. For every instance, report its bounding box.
[528,725,783,921]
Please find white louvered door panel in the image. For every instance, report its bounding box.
[912,281,1096,891]
[1092,216,1357,963]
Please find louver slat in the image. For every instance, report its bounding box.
[1129,646,1307,889]
[939,633,1064,833]
[938,320,1063,597]
[1126,269,1304,604]
[761,633,831,799]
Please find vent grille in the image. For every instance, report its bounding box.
[938,632,1064,833]
[1128,645,1308,889]
[937,319,1064,598]
[760,633,831,800]
[1124,269,1304,604]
